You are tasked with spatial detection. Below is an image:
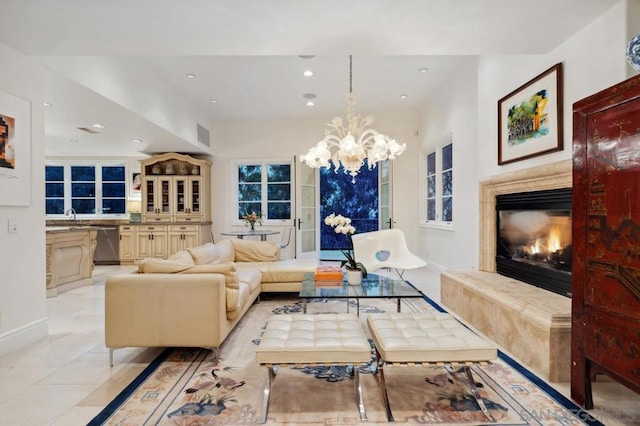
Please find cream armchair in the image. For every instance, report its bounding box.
[351,229,427,279]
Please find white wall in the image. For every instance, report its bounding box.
[416,61,479,270]
[209,109,420,256]
[478,1,629,180]
[0,43,48,356]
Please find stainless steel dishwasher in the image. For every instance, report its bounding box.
[94,227,120,265]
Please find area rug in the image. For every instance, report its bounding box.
[88,295,602,425]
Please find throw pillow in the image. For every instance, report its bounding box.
[167,249,196,265]
[217,239,235,263]
[231,239,280,262]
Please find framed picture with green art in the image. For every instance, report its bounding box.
[498,63,563,165]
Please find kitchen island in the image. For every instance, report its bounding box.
[45,226,98,297]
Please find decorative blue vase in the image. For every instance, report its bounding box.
[626,32,640,72]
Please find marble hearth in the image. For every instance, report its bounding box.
[441,160,572,382]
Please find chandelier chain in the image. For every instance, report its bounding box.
[349,55,353,94]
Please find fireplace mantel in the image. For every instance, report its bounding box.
[479,159,572,272]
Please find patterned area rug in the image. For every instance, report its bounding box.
[89,295,601,425]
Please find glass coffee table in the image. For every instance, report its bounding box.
[299,272,424,316]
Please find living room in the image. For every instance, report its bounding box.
[1,1,640,424]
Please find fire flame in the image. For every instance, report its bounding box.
[530,225,563,255]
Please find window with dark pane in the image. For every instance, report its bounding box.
[236,162,293,221]
[101,165,126,214]
[426,152,436,221]
[45,165,65,215]
[441,143,453,222]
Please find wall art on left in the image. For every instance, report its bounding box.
[0,91,31,206]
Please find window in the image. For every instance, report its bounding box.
[235,160,292,222]
[423,135,453,226]
[45,163,127,217]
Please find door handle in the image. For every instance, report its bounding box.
[297,218,302,230]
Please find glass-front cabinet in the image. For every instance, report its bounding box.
[140,153,211,223]
[143,176,173,222]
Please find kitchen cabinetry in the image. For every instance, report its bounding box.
[140,153,211,223]
[118,225,136,263]
[168,224,201,253]
[571,74,640,407]
[136,225,168,259]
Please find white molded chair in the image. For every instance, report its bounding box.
[278,227,292,249]
[351,229,427,279]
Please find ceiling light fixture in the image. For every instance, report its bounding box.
[300,55,406,183]
[210,99,217,103]
[43,102,52,107]
[131,138,143,143]
[186,73,196,79]
[303,70,314,77]
[91,123,105,129]
[419,67,429,73]
[306,101,315,107]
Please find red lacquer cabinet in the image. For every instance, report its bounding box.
[572,74,640,408]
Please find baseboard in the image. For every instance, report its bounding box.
[0,317,49,357]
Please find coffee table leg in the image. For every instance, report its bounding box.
[397,298,401,312]
[303,299,308,314]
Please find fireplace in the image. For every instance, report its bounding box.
[495,188,572,297]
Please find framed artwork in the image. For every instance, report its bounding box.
[0,91,31,206]
[132,172,141,192]
[498,63,563,165]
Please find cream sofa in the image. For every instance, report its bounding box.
[105,238,318,365]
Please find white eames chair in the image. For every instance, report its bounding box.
[351,229,427,279]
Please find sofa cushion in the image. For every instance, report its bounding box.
[259,258,320,283]
[137,258,193,274]
[226,282,251,320]
[187,243,220,265]
[167,249,196,265]
[217,239,235,263]
[178,263,239,289]
[237,268,262,293]
[231,239,280,262]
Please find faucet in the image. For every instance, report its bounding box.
[65,208,77,224]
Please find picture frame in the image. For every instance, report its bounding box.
[0,91,31,206]
[498,63,563,165]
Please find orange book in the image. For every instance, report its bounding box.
[314,265,343,281]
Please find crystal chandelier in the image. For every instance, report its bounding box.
[300,55,406,183]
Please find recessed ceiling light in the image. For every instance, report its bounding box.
[43,102,52,107]
[303,70,314,77]
[302,93,317,99]
[419,67,429,73]
[306,101,315,107]
[131,138,143,143]
[186,73,196,79]
[210,99,217,103]
[298,55,315,59]
[400,94,408,99]
[91,123,105,129]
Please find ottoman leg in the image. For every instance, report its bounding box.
[376,360,394,422]
[259,366,275,424]
[445,365,496,423]
[353,367,367,421]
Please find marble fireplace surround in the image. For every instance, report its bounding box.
[441,159,573,382]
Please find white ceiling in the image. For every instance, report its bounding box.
[0,0,621,157]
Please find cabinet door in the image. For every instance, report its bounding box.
[136,232,153,258]
[183,232,199,249]
[151,232,168,258]
[118,226,136,262]
[168,232,183,255]
[143,177,173,222]
[173,176,203,221]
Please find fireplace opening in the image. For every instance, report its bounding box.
[496,188,572,297]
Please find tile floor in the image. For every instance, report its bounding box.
[0,264,638,425]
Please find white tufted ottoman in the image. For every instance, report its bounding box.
[255,313,372,423]
[367,311,498,422]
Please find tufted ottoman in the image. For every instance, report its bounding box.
[367,311,498,422]
[255,313,372,423]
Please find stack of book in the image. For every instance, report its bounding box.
[314,265,343,286]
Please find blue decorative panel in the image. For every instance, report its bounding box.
[320,161,379,250]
